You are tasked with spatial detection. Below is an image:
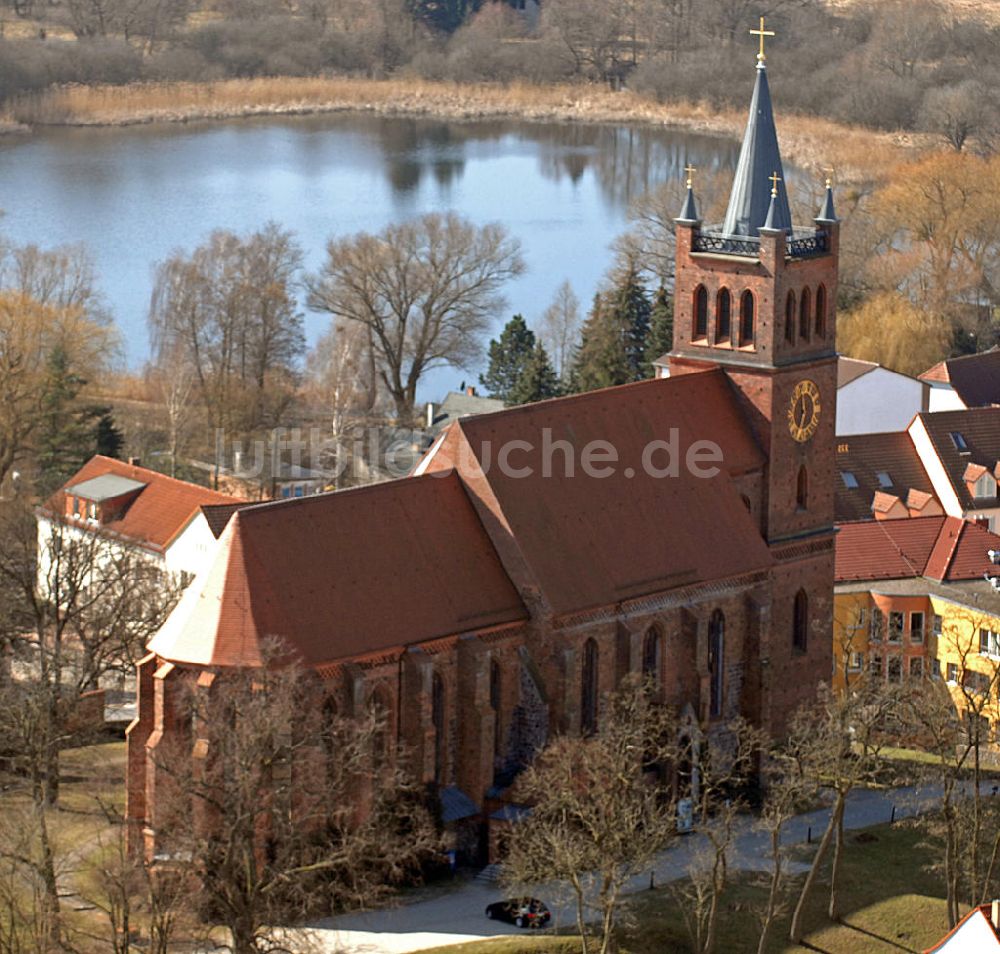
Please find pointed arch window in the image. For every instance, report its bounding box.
[581,638,599,736]
[815,285,827,338]
[490,659,502,766]
[796,466,809,510]
[785,291,796,344]
[793,590,809,652]
[716,288,731,344]
[740,290,755,346]
[694,285,708,339]
[432,672,446,784]
[799,287,811,341]
[642,626,662,689]
[709,610,725,718]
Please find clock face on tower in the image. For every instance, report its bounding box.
[788,379,822,443]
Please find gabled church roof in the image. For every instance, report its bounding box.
[721,62,792,238]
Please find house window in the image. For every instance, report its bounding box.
[694,285,708,339]
[909,657,924,679]
[793,590,808,652]
[799,287,811,341]
[581,638,599,736]
[86,501,98,521]
[740,290,755,346]
[933,614,943,636]
[870,610,884,643]
[841,471,859,489]
[785,291,796,343]
[871,653,883,677]
[848,652,864,672]
[980,629,1000,657]
[432,672,446,784]
[642,627,662,688]
[716,288,731,344]
[815,284,827,337]
[950,431,969,452]
[888,612,904,643]
[973,472,998,499]
[709,610,725,717]
[947,662,958,683]
[887,656,902,683]
[932,658,941,679]
[796,467,809,510]
[280,487,291,498]
[910,612,925,644]
[72,496,81,517]
[876,471,893,488]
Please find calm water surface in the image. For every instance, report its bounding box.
[0,114,741,397]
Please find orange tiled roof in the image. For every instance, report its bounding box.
[836,515,1000,584]
[150,470,528,667]
[43,456,244,552]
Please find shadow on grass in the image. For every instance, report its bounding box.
[836,918,919,953]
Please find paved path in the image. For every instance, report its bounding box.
[298,779,1000,954]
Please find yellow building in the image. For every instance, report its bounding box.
[834,516,1000,735]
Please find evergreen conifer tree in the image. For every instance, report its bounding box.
[510,342,561,405]
[645,285,674,372]
[571,269,653,393]
[480,314,537,403]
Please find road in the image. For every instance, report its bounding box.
[296,779,998,954]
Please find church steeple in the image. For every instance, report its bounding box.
[721,19,792,238]
[677,163,700,223]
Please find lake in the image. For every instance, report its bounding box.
[0,113,741,399]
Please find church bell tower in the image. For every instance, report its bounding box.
[669,19,838,731]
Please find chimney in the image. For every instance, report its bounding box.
[992,899,999,928]
[128,456,141,468]
[426,402,436,429]
[466,386,476,397]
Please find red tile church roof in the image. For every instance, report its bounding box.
[149,470,528,667]
[422,369,772,618]
[835,516,1000,583]
[42,456,242,552]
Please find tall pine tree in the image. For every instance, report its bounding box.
[645,285,674,372]
[570,269,653,393]
[510,342,561,405]
[480,315,537,403]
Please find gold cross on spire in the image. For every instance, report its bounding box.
[684,164,696,189]
[750,16,775,64]
[823,167,835,189]
[769,171,782,197]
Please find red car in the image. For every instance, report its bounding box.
[485,897,551,929]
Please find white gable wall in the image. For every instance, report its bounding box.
[164,511,220,580]
[837,368,928,435]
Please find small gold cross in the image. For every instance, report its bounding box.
[684,164,696,189]
[750,16,775,63]
[823,167,835,189]
[769,171,782,197]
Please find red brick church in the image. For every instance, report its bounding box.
[126,48,840,859]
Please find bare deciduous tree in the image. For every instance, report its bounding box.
[307,213,523,424]
[152,645,438,954]
[502,678,678,954]
[538,280,581,382]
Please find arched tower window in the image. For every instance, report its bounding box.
[799,287,811,341]
[642,626,662,689]
[715,288,731,344]
[740,290,755,346]
[489,659,502,766]
[784,291,796,343]
[709,610,725,718]
[581,638,599,736]
[694,285,708,339]
[796,466,809,510]
[815,284,827,337]
[432,672,446,784]
[793,590,809,652]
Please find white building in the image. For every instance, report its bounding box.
[836,357,931,435]
[926,902,1000,952]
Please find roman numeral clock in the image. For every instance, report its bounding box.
[788,379,821,443]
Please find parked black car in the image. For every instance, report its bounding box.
[485,897,551,929]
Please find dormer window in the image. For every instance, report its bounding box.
[86,501,98,522]
[974,472,998,499]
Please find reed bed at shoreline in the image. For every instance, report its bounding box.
[2,75,913,180]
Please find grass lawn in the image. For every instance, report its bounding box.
[418,822,952,954]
